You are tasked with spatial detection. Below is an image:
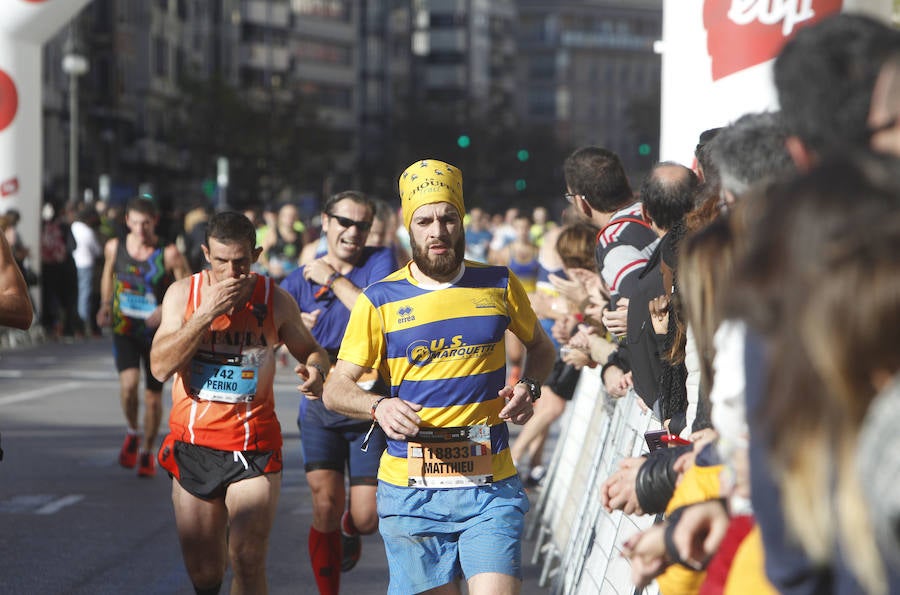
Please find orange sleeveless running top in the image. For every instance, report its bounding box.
[167,272,282,452]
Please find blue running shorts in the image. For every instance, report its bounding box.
[377,476,529,594]
[299,412,386,485]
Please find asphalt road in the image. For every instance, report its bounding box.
[0,336,549,594]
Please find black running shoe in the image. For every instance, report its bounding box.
[340,510,362,572]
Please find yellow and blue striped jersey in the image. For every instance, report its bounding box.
[338,260,538,487]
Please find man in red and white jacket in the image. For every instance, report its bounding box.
[563,146,659,309]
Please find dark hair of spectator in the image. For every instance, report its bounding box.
[775,13,900,156]
[677,215,735,401]
[556,222,600,271]
[726,151,900,593]
[640,162,699,231]
[709,111,793,197]
[563,147,633,213]
[371,197,394,224]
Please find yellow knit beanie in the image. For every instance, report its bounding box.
[398,159,464,230]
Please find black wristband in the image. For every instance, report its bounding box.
[309,362,327,379]
[663,506,690,568]
[517,376,541,401]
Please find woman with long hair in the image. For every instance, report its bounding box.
[728,152,900,594]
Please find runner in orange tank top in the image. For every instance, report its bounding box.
[164,271,282,452]
[150,211,329,594]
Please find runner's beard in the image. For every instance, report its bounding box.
[411,234,465,282]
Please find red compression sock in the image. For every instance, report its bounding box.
[309,526,341,595]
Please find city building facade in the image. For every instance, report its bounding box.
[516,0,662,183]
[40,0,663,220]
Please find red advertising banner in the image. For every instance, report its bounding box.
[703,0,843,80]
[0,69,18,133]
[1,176,19,197]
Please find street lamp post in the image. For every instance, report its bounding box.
[62,43,88,204]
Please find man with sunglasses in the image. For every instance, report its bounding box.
[280,190,398,594]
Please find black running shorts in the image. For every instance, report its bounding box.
[159,438,281,500]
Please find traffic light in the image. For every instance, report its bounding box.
[516,149,530,162]
[638,143,651,156]
[457,135,471,149]
[515,179,527,192]
[201,178,216,199]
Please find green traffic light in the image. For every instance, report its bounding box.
[457,135,471,149]
[638,143,651,156]
[517,149,530,162]
[515,179,527,191]
[201,178,217,199]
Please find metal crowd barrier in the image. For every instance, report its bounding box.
[527,365,662,595]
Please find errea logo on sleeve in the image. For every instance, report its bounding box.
[397,305,415,324]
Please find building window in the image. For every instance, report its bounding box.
[242,24,289,44]
[297,81,352,109]
[528,89,555,117]
[294,40,352,65]
[117,63,130,97]
[154,37,168,77]
[95,57,112,95]
[430,13,466,28]
[292,0,350,21]
[528,53,555,79]
[176,48,186,82]
[516,15,543,43]
[92,0,113,33]
[240,68,268,88]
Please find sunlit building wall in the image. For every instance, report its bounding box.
[516,0,662,180]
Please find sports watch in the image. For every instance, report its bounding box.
[517,377,542,402]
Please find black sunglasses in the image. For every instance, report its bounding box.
[327,213,372,232]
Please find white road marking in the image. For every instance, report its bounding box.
[0,370,114,381]
[34,494,85,515]
[0,494,56,513]
[0,381,85,406]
